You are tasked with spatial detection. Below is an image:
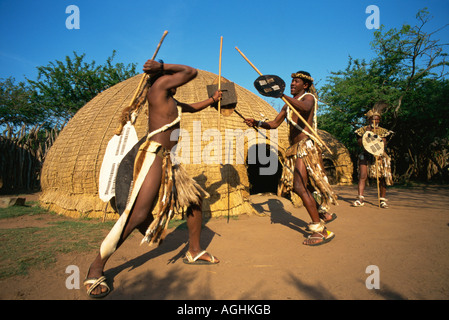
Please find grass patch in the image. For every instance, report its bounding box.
[0,204,115,280]
[0,201,47,219]
[0,202,214,280]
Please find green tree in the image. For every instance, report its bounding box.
[1,50,138,192]
[0,77,41,128]
[26,50,138,128]
[318,9,449,182]
[370,9,449,120]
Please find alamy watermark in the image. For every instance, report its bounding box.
[366,5,380,30]
[66,5,80,30]
[365,265,380,289]
[170,122,279,176]
[65,265,80,289]
[66,264,382,291]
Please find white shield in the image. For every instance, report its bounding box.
[362,130,384,156]
[98,122,138,202]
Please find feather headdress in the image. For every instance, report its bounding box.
[365,102,387,119]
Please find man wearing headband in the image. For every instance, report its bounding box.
[245,71,337,246]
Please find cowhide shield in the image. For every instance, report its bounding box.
[362,130,385,156]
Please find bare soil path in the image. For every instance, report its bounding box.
[1,185,448,300]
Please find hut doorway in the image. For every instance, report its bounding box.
[246,144,282,194]
[323,158,337,185]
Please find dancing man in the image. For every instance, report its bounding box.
[84,60,222,298]
[245,71,337,246]
[353,105,393,208]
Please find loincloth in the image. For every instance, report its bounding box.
[358,152,393,186]
[278,138,338,210]
[138,140,209,245]
[100,140,208,258]
[142,140,209,245]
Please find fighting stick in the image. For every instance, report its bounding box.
[217,36,223,131]
[131,30,169,106]
[374,124,381,208]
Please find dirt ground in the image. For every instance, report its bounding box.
[1,185,449,300]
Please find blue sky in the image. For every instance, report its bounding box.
[1,0,448,111]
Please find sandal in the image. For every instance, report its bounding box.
[183,250,219,265]
[303,230,335,246]
[380,198,388,208]
[352,195,365,207]
[84,275,110,298]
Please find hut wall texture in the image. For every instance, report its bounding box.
[319,129,353,186]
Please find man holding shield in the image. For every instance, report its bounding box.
[84,60,222,298]
[245,71,337,246]
[353,106,393,208]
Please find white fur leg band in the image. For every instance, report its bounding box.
[308,221,325,233]
[100,212,128,259]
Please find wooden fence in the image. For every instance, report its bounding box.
[0,124,61,194]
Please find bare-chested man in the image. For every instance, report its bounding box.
[245,71,337,246]
[84,60,221,298]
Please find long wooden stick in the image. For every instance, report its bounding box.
[151,30,169,60]
[218,36,223,131]
[374,125,381,208]
[235,47,332,155]
[129,30,169,108]
[376,156,381,208]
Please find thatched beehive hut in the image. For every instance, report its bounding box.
[40,70,352,219]
[319,130,353,186]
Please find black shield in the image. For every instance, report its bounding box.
[114,136,146,215]
[206,82,238,107]
[254,75,285,98]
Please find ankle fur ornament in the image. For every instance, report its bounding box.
[308,221,325,233]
